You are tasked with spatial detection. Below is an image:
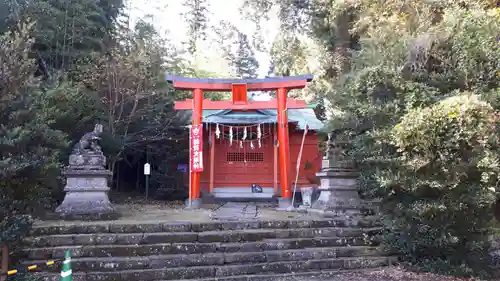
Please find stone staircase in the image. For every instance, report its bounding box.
[19,218,394,281]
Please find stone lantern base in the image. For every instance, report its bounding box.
[308,160,365,219]
[55,152,119,221]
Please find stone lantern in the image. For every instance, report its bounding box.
[309,133,363,218]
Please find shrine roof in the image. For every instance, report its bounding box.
[176,108,324,131]
[166,74,313,91]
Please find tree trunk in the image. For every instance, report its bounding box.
[1,245,8,281]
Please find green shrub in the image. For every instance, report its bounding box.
[380,94,499,276]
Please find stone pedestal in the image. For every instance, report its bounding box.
[185,198,203,209]
[300,186,315,209]
[277,197,293,209]
[309,159,364,218]
[55,152,118,220]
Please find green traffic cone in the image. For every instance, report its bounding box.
[60,251,72,281]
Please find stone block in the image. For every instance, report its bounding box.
[73,234,96,245]
[74,224,111,234]
[311,219,344,228]
[197,231,234,243]
[306,258,344,271]
[118,269,165,281]
[52,246,83,258]
[115,233,144,244]
[273,229,291,238]
[215,263,265,277]
[287,220,311,228]
[290,238,317,249]
[224,252,267,264]
[239,229,276,242]
[264,260,302,273]
[260,220,288,229]
[161,222,192,232]
[263,240,296,251]
[191,222,222,232]
[94,233,117,245]
[40,235,74,247]
[343,257,389,269]
[220,221,261,230]
[218,241,265,253]
[288,228,315,238]
[141,232,198,244]
[266,249,315,262]
[109,223,162,233]
[73,257,147,272]
[26,248,52,260]
[164,266,215,280]
[169,243,218,254]
[150,253,224,268]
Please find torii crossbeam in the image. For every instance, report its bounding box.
[167,74,314,209]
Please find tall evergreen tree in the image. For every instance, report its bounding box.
[182,0,210,54]
[5,0,125,73]
[233,32,259,79]
[0,22,68,246]
[214,20,259,79]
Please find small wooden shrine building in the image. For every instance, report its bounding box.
[168,74,324,207]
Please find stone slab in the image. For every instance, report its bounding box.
[38,257,394,281]
[22,236,380,261]
[24,227,382,248]
[32,212,377,233]
[212,202,259,221]
[24,247,382,273]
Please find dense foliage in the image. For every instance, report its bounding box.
[0,0,193,264]
[242,0,500,276]
[384,94,499,276]
[0,23,68,246]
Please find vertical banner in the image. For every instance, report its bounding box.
[190,124,204,172]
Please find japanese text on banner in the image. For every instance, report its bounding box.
[190,124,204,172]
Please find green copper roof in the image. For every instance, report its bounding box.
[176,108,323,131]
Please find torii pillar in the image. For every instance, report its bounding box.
[168,74,313,209]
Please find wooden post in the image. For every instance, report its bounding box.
[277,87,291,200]
[209,130,215,194]
[190,88,203,202]
[1,245,8,281]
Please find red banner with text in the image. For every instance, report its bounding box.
[190,124,204,172]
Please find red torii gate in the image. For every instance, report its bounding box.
[167,74,313,208]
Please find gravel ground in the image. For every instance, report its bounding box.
[274,267,490,281]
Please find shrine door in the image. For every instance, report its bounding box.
[213,134,275,189]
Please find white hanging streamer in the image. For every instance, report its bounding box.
[242,127,247,140]
[250,141,255,149]
[215,123,221,139]
[257,124,262,148]
[240,141,243,148]
[229,126,233,146]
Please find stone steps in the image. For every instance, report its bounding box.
[28,218,381,236]
[165,268,388,281]
[39,256,395,281]
[24,226,381,248]
[23,246,385,272]
[21,218,388,281]
[23,236,380,260]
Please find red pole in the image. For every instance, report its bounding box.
[190,88,203,205]
[277,87,292,204]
